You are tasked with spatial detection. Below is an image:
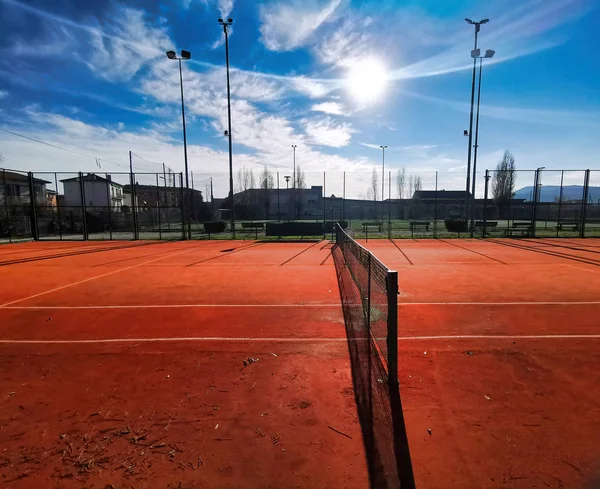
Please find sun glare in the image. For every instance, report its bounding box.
[346,58,388,103]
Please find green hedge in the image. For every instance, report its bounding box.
[204,221,227,233]
[444,219,468,233]
[265,222,324,237]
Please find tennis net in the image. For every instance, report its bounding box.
[335,224,398,385]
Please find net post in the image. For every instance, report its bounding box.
[367,253,373,419]
[387,270,399,386]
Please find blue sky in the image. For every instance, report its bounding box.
[0,0,599,197]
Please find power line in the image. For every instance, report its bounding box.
[0,127,165,173]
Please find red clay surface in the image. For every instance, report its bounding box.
[1,238,600,488]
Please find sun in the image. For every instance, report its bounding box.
[346,58,388,103]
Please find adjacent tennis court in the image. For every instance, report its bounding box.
[0,236,599,488]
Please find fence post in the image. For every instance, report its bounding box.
[531,170,539,238]
[388,170,391,239]
[434,171,438,238]
[180,173,185,240]
[483,170,489,238]
[557,170,564,238]
[323,171,326,239]
[277,172,280,222]
[27,172,39,241]
[580,169,590,238]
[54,173,62,240]
[342,172,346,223]
[78,172,88,240]
[105,174,113,241]
[156,173,162,241]
[1,169,11,243]
[387,270,399,386]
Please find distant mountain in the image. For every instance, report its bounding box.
[513,185,600,202]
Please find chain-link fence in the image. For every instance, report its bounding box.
[2,166,599,242]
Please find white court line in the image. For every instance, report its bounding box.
[0,245,203,308]
[398,301,600,306]
[0,334,599,345]
[2,301,600,310]
[566,264,600,274]
[0,304,342,309]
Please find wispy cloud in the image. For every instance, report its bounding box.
[314,14,373,68]
[389,0,590,81]
[217,0,234,18]
[2,0,170,82]
[401,89,600,128]
[311,102,346,115]
[0,90,7,99]
[259,0,342,51]
[304,117,354,147]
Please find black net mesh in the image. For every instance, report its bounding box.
[336,224,391,373]
[332,225,414,488]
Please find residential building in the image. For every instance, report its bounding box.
[0,170,50,207]
[60,173,123,210]
[214,185,323,220]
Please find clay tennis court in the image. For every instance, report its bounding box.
[1,237,599,488]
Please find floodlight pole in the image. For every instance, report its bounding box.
[166,49,192,239]
[464,18,488,219]
[219,18,235,238]
[380,145,387,222]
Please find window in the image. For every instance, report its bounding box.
[6,184,21,197]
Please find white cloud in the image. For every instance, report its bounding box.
[217,0,234,18]
[401,89,600,129]
[7,25,76,58]
[85,7,171,82]
[304,117,354,147]
[0,90,8,99]
[390,0,590,81]
[314,15,373,68]
[2,0,170,83]
[287,76,337,98]
[311,102,346,115]
[259,0,342,51]
[1,108,378,197]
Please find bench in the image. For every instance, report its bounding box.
[409,221,430,231]
[557,221,580,231]
[512,221,532,228]
[362,222,383,233]
[241,222,265,230]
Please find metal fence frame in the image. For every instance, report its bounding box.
[2,167,599,242]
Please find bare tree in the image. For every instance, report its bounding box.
[259,165,274,218]
[414,174,422,192]
[492,150,516,205]
[294,165,306,189]
[293,165,307,218]
[236,167,255,194]
[396,167,406,199]
[370,168,379,201]
[408,174,414,199]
